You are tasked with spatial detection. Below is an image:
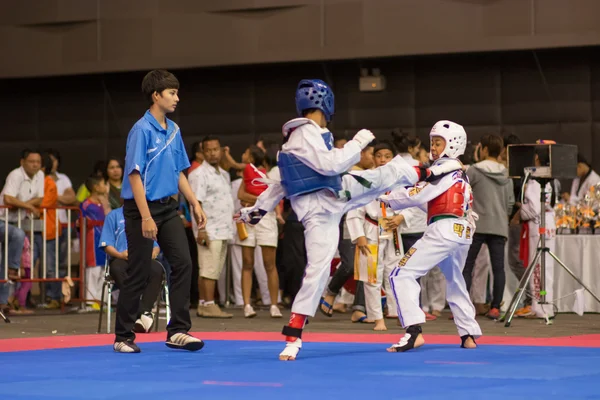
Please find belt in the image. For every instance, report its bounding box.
[365,215,378,226]
[150,196,173,204]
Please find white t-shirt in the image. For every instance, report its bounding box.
[0,167,44,221]
[188,161,234,241]
[55,172,73,224]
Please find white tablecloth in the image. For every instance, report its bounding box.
[553,235,600,313]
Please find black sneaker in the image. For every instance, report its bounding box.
[113,339,141,353]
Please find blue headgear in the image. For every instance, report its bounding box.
[295,79,335,122]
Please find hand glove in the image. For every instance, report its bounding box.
[352,129,375,150]
[235,208,267,226]
[424,159,463,182]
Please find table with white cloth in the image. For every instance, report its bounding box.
[552,235,600,313]
[500,235,600,313]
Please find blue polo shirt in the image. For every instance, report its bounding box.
[121,110,190,201]
[99,208,158,257]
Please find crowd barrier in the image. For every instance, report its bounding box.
[0,205,86,307]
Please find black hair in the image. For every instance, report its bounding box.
[141,69,180,105]
[46,148,62,169]
[21,148,41,160]
[391,131,421,153]
[248,145,265,167]
[85,174,106,193]
[41,153,54,176]
[190,141,202,162]
[373,140,398,156]
[201,135,220,147]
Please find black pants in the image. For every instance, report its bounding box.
[116,198,193,342]
[279,217,307,301]
[110,258,164,316]
[185,226,200,307]
[462,233,507,309]
[326,219,365,312]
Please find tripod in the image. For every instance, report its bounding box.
[503,177,600,327]
[0,309,9,323]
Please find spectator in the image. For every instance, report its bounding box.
[189,136,234,318]
[393,132,441,320]
[37,153,61,307]
[188,141,203,174]
[462,134,514,320]
[319,141,374,323]
[80,175,110,309]
[237,145,282,318]
[47,148,77,272]
[76,160,106,203]
[0,149,39,309]
[106,157,124,210]
[564,153,600,205]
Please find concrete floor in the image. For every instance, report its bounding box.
[1,306,598,340]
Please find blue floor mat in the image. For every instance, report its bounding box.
[1,340,599,400]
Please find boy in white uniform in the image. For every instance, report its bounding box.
[380,121,482,352]
[238,79,463,360]
[347,141,403,331]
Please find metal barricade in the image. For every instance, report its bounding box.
[0,205,85,307]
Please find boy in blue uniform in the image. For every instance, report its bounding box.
[238,79,462,360]
[100,207,164,333]
[115,70,206,353]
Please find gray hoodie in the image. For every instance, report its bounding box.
[466,160,515,238]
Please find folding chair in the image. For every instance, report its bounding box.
[97,259,171,334]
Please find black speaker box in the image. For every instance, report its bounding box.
[507,144,577,179]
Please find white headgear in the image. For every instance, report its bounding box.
[429,120,467,159]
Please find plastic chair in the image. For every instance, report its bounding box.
[97,258,171,334]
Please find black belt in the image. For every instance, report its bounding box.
[149,196,173,204]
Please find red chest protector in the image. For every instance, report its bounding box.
[427,181,466,223]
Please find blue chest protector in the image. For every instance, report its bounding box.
[278,131,343,197]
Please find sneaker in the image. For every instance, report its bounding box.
[201,303,233,318]
[133,312,154,333]
[45,300,61,310]
[114,340,141,353]
[196,305,204,317]
[166,333,204,351]
[425,312,437,321]
[270,305,282,318]
[474,303,490,316]
[486,308,501,320]
[244,304,257,318]
[515,305,534,317]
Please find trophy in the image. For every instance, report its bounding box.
[590,183,600,234]
[555,203,572,235]
[577,194,595,234]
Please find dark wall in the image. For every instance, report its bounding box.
[2,46,600,188]
[3,0,600,78]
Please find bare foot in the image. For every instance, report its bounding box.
[462,336,477,349]
[332,303,348,313]
[374,319,387,331]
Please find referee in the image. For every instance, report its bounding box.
[114,70,207,353]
